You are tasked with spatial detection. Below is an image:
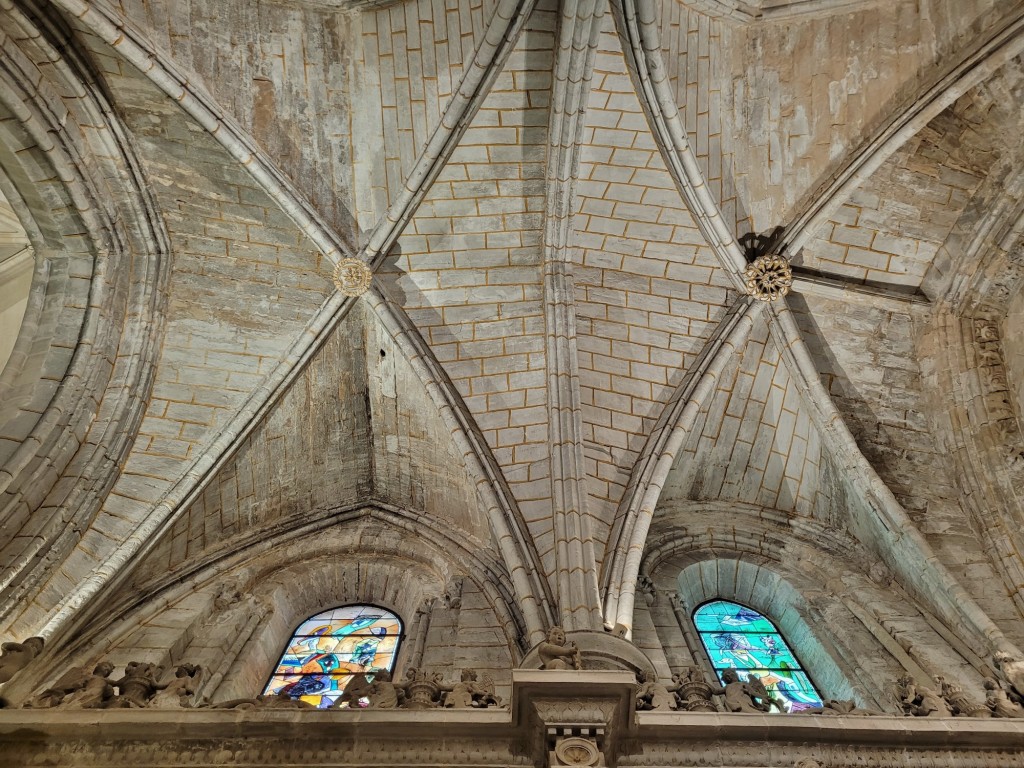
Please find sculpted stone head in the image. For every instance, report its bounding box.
[547,627,566,645]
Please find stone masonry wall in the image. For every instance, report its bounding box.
[661,318,839,524]
[792,291,1024,648]
[573,18,735,553]
[727,0,1006,232]
[113,0,360,242]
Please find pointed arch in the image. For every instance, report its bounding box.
[0,1,169,629]
[638,502,962,711]
[26,503,528,706]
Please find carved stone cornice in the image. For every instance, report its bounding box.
[2,679,1024,768]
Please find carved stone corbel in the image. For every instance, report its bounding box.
[443,577,464,609]
[636,575,656,607]
[537,708,612,768]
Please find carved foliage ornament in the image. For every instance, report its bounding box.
[744,253,793,301]
[553,737,601,767]
[332,257,373,297]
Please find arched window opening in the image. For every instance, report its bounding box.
[263,604,403,709]
[693,599,822,713]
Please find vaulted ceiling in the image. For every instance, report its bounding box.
[1,0,1023,665]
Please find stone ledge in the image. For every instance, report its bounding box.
[2,673,1023,766]
[637,712,1024,747]
[1,709,1021,743]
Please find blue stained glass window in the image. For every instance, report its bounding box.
[693,599,823,712]
[262,604,403,709]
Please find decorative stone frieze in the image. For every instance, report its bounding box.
[4,683,1024,768]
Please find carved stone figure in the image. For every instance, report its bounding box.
[442,577,464,610]
[362,669,402,709]
[23,662,114,709]
[436,671,503,712]
[63,663,117,709]
[333,670,376,709]
[993,652,1024,700]
[0,636,44,685]
[635,670,677,711]
[935,675,990,717]
[444,669,482,709]
[150,664,202,708]
[475,673,503,708]
[109,662,166,708]
[898,675,952,717]
[713,668,771,713]
[538,627,582,671]
[985,677,1024,718]
[636,575,656,607]
[672,666,719,712]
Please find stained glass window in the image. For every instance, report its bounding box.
[262,604,403,709]
[693,599,823,712]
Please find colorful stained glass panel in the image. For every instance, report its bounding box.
[263,604,403,709]
[693,600,823,713]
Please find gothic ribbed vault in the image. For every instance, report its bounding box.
[1,0,1024,727]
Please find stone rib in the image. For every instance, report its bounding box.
[542,0,606,632]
